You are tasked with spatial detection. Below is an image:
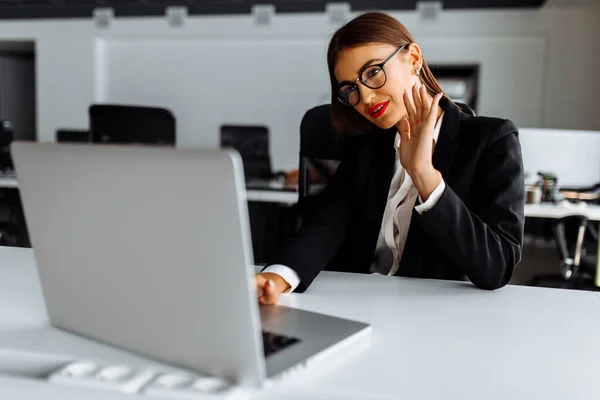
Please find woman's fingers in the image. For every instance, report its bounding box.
[403,86,418,126]
[259,279,280,305]
[405,84,443,139]
[399,115,411,141]
[419,84,430,118]
[412,83,422,122]
[423,92,443,132]
[255,275,279,305]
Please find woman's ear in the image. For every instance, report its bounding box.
[407,43,423,73]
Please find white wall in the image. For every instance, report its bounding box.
[99,37,331,154]
[519,128,600,187]
[0,4,598,170]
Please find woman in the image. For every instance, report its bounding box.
[255,11,525,304]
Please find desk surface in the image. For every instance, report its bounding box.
[525,202,600,221]
[0,176,18,189]
[3,174,600,213]
[1,246,600,399]
[245,180,298,204]
[0,174,297,204]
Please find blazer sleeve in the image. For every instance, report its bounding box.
[416,120,525,290]
[266,140,358,292]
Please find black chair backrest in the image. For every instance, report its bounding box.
[0,120,14,148]
[220,124,272,181]
[89,104,176,145]
[0,120,15,171]
[56,129,90,143]
[455,102,476,116]
[298,104,342,218]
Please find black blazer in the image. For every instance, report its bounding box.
[270,97,525,291]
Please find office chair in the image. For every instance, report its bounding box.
[296,101,476,222]
[56,129,90,143]
[0,121,28,247]
[297,104,344,227]
[89,104,176,145]
[529,214,598,289]
[0,192,18,246]
[220,124,292,264]
[220,125,273,181]
[0,120,15,245]
[0,120,14,172]
[456,102,476,117]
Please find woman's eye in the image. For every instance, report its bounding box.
[367,68,381,78]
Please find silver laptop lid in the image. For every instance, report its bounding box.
[11,142,266,387]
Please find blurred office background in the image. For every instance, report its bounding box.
[0,0,598,289]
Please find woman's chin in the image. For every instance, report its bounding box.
[370,115,398,131]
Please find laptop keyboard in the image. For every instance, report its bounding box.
[262,331,300,357]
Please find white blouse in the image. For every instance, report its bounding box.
[369,112,445,276]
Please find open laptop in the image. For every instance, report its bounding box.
[11,142,370,388]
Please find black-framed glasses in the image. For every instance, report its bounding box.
[336,44,409,107]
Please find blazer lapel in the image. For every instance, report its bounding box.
[359,128,396,269]
[432,97,461,179]
[372,128,397,196]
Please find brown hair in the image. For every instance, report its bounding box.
[327,11,447,136]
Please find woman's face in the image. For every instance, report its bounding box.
[334,42,420,130]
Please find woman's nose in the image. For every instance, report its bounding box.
[358,84,376,105]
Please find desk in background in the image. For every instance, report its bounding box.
[524,203,600,221]
[0,174,296,203]
[6,173,598,214]
[3,175,599,273]
[525,202,600,286]
[1,246,600,399]
[0,175,297,262]
[245,179,298,204]
[0,176,18,189]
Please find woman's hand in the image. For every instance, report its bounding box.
[254,272,290,305]
[398,83,444,200]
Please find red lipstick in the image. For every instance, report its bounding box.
[368,101,390,119]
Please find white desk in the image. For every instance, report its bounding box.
[0,176,18,189]
[244,180,299,204]
[0,175,298,204]
[1,246,600,399]
[524,203,600,221]
[5,174,600,212]
[245,190,298,204]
